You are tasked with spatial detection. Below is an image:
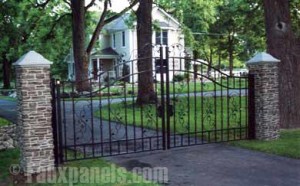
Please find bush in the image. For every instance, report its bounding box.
[69,92,80,98]
[0,118,10,127]
[173,74,185,82]
[60,92,70,98]
[184,73,190,80]
[121,64,130,83]
[104,76,116,86]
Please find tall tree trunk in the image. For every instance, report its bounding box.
[263,0,300,128]
[71,0,90,92]
[136,0,156,105]
[2,55,11,89]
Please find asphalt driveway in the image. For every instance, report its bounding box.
[106,143,300,186]
[0,100,17,123]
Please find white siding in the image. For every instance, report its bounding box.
[152,7,180,30]
[101,35,111,49]
[83,6,185,83]
[111,31,128,59]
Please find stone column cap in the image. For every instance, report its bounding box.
[13,51,53,67]
[247,52,280,65]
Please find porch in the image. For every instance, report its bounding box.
[90,47,120,82]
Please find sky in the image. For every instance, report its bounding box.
[86,0,130,12]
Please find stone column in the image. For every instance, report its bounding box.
[13,51,54,174]
[247,52,280,140]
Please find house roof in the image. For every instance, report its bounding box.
[103,6,181,32]
[155,6,181,26]
[92,47,119,56]
[159,21,170,28]
[104,13,130,31]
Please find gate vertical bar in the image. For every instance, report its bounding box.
[54,80,64,164]
[165,46,171,149]
[51,78,59,166]
[89,78,95,157]
[248,74,255,139]
[159,46,166,150]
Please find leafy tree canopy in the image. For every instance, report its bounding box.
[0,0,72,80]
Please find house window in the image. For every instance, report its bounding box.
[112,33,116,48]
[122,31,126,47]
[156,30,168,45]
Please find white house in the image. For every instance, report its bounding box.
[67,6,185,82]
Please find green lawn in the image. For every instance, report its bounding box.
[167,78,247,94]
[0,117,11,127]
[0,149,159,185]
[95,96,247,141]
[95,99,300,159]
[0,95,16,102]
[61,78,247,101]
[230,129,300,159]
[0,149,19,182]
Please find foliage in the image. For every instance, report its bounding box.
[104,76,116,86]
[124,12,137,29]
[156,0,266,69]
[173,74,184,82]
[0,117,11,127]
[290,0,300,37]
[0,0,72,81]
[155,0,222,47]
[0,149,19,181]
[214,0,266,61]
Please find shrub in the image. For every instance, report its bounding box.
[0,118,10,127]
[184,73,190,80]
[121,64,130,83]
[173,74,185,82]
[104,76,116,86]
[69,92,80,98]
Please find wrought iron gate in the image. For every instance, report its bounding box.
[52,46,255,165]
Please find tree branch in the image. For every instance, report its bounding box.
[86,0,109,54]
[86,0,138,54]
[63,0,71,7]
[104,0,139,24]
[202,48,210,62]
[85,0,97,12]
[19,15,42,44]
[44,13,72,39]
